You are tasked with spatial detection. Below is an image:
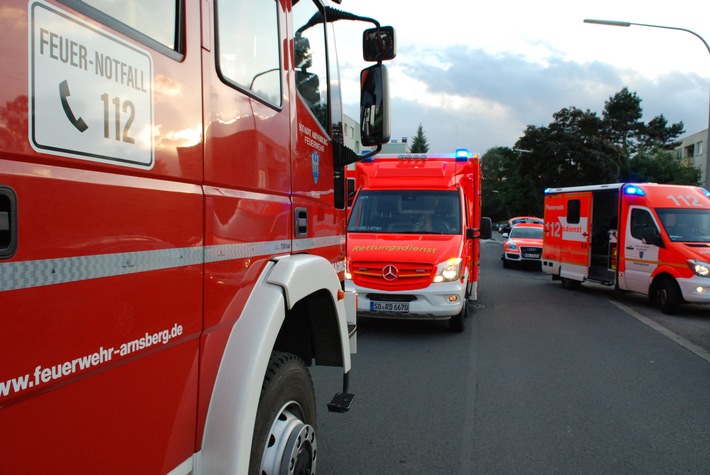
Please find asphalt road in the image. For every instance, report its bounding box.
[311,236,710,474]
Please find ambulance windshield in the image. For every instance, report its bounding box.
[348,190,461,234]
[656,208,710,243]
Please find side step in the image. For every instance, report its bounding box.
[327,392,355,413]
[327,371,354,413]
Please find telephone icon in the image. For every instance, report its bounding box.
[59,80,88,132]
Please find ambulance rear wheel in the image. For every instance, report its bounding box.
[250,351,318,475]
[561,277,581,290]
[657,278,681,315]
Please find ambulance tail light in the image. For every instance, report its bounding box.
[623,184,646,197]
[433,257,462,282]
[687,259,710,278]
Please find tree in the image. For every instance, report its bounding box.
[624,148,701,185]
[511,107,621,215]
[480,147,520,221]
[484,87,699,221]
[410,123,429,153]
[637,114,685,151]
[603,87,643,160]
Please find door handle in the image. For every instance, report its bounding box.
[295,207,308,238]
[626,246,634,250]
[0,186,17,259]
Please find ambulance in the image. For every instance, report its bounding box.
[0,0,395,473]
[542,183,710,314]
[345,150,492,332]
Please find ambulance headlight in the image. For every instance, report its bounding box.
[434,258,462,282]
[506,241,518,251]
[687,259,710,278]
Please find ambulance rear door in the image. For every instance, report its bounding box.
[558,192,593,280]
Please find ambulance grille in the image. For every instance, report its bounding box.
[350,261,433,290]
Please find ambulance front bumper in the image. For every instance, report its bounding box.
[677,276,710,304]
[344,280,466,319]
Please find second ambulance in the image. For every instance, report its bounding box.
[345,150,491,331]
[542,182,710,313]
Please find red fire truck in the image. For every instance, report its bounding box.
[542,183,710,314]
[0,1,394,473]
[345,150,492,332]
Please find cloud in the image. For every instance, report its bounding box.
[346,45,708,153]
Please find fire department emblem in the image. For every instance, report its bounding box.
[382,264,399,281]
[311,151,320,184]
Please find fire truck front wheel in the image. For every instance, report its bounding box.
[250,351,318,475]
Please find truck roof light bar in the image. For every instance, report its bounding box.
[623,184,646,197]
[455,148,469,161]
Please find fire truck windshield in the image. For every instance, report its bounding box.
[348,190,461,234]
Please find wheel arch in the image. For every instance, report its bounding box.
[197,254,350,474]
[649,271,685,303]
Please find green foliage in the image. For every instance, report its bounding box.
[624,148,701,185]
[637,114,685,150]
[603,87,644,158]
[410,123,429,153]
[481,87,697,221]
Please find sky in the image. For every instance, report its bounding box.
[334,0,710,155]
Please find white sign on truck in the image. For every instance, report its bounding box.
[29,1,154,168]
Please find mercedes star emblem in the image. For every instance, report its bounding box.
[382,264,399,281]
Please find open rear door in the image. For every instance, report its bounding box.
[558,192,592,281]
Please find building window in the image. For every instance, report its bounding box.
[685,144,695,159]
[696,141,703,156]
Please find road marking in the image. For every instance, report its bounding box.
[608,299,710,364]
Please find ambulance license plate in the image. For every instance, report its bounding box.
[523,252,540,259]
[370,301,409,313]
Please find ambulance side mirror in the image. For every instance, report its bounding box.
[360,64,391,146]
[479,217,492,239]
[642,227,665,248]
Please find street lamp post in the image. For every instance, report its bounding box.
[584,18,710,189]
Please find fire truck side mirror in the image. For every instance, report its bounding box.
[360,64,391,146]
[363,26,396,62]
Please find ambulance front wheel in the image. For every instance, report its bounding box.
[250,351,318,475]
[656,278,681,315]
[449,300,467,332]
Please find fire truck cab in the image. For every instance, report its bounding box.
[543,183,710,314]
[0,0,395,473]
[345,150,492,332]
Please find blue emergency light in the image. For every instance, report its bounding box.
[455,148,470,161]
[623,184,646,197]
